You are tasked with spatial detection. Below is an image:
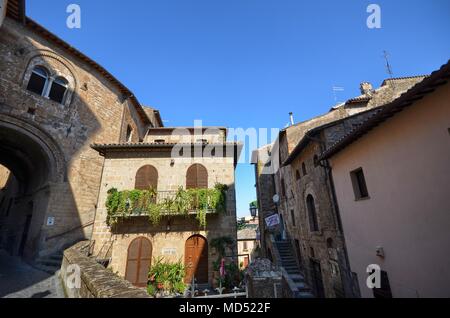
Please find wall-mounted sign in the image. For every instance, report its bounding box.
[0,0,7,28]
[46,216,55,226]
[162,248,176,256]
[265,213,280,228]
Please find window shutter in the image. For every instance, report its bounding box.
[135,165,158,190]
[186,164,208,189]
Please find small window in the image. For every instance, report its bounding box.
[27,66,49,96]
[295,170,301,181]
[302,162,307,176]
[290,209,296,227]
[350,168,369,200]
[372,270,393,298]
[306,194,319,232]
[243,241,248,251]
[154,139,166,143]
[126,125,133,142]
[313,155,319,167]
[48,77,68,103]
[281,179,286,197]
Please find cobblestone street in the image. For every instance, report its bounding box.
[0,250,65,298]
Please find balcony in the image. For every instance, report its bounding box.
[105,184,228,227]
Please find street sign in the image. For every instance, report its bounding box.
[264,213,280,228]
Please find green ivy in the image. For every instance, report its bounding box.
[105,184,228,227]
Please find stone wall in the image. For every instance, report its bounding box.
[61,241,149,298]
[0,16,156,259]
[91,148,238,287]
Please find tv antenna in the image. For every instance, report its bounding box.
[383,50,394,79]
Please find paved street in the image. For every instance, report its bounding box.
[0,250,65,298]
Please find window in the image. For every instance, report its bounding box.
[48,77,68,103]
[306,194,319,232]
[371,270,393,298]
[295,170,301,181]
[27,66,49,96]
[350,168,369,199]
[243,241,248,251]
[26,66,69,104]
[290,209,296,227]
[302,162,307,176]
[281,179,286,197]
[294,239,303,267]
[313,155,319,167]
[135,165,158,190]
[126,125,133,142]
[186,164,208,189]
[154,139,166,143]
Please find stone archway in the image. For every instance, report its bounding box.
[0,114,65,260]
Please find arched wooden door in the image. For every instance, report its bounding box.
[184,235,208,284]
[125,237,152,287]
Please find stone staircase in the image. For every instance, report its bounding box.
[275,240,314,298]
[33,251,64,274]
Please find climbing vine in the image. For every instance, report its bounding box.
[105,184,228,227]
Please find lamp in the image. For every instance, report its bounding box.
[249,203,257,219]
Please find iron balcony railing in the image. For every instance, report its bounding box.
[110,190,220,217]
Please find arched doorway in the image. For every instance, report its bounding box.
[0,114,65,260]
[184,234,208,284]
[125,237,152,287]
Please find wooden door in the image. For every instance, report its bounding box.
[125,237,152,287]
[184,235,208,284]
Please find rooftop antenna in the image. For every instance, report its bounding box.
[332,86,345,103]
[383,50,397,92]
[383,50,394,79]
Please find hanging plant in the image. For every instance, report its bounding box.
[105,183,228,227]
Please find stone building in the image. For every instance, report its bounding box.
[320,61,450,298]
[253,74,427,297]
[0,0,162,264]
[237,224,258,269]
[90,127,242,287]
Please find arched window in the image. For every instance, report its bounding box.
[295,170,301,181]
[126,125,133,142]
[48,76,68,104]
[186,164,208,189]
[306,194,319,232]
[302,162,307,176]
[313,155,319,167]
[135,165,158,190]
[26,67,69,104]
[26,66,49,96]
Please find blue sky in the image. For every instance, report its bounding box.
[27,0,450,217]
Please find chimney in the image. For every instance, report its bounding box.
[289,112,294,126]
[360,82,373,95]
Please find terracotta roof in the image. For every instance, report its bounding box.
[5,0,154,126]
[320,60,450,160]
[237,226,257,240]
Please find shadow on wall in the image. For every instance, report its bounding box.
[0,23,110,274]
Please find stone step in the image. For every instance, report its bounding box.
[297,291,315,298]
[290,274,305,281]
[36,258,62,267]
[32,263,60,275]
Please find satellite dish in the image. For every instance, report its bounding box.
[272,194,280,204]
